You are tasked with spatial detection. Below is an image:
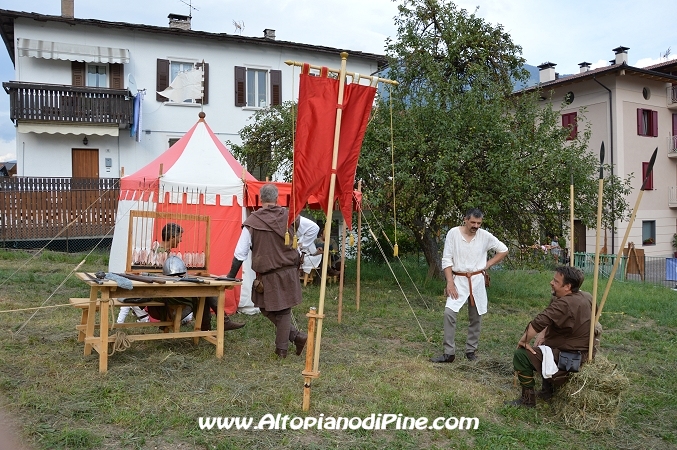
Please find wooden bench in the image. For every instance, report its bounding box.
[70,297,186,342]
[300,269,338,286]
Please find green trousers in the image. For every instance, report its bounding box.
[513,348,536,388]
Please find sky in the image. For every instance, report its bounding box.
[1,0,676,161]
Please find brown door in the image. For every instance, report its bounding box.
[574,220,586,253]
[72,148,99,178]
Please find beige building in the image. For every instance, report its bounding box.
[523,47,677,257]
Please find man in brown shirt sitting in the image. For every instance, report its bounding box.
[507,266,593,407]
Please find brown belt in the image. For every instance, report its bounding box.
[452,270,485,307]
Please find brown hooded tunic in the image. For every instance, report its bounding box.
[243,205,302,312]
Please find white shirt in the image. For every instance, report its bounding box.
[441,226,508,315]
[233,216,319,262]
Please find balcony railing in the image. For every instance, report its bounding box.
[669,186,677,208]
[667,85,677,108]
[3,81,132,125]
[669,135,677,158]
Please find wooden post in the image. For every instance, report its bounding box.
[589,142,604,362]
[356,180,362,311]
[305,52,349,410]
[337,216,346,323]
[569,171,574,267]
[596,148,656,323]
[302,307,321,411]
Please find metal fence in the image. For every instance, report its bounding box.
[573,252,677,289]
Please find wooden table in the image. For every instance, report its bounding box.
[75,272,240,373]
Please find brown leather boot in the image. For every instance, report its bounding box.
[223,315,245,331]
[505,387,536,407]
[275,348,288,358]
[537,378,554,401]
[294,332,308,356]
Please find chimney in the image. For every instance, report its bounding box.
[578,62,591,73]
[537,62,557,83]
[168,13,191,30]
[61,0,74,18]
[263,29,276,40]
[613,46,629,64]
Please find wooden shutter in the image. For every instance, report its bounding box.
[562,112,576,140]
[72,61,85,86]
[195,62,209,104]
[235,66,246,107]
[637,108,644,135]
[270,69,282,106]
[642,162,653,190]
[110,63,124,89]
[156,59,170,101]
[651,110,658,137]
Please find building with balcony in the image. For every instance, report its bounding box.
[520,47,677,257]
[0,4,385,179]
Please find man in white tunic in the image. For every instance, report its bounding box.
[431,208,508,363]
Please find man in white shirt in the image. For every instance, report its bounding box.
[431,208,508,363]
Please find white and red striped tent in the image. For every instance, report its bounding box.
[108,114,259,314]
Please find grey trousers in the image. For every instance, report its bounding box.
[443,301,481,355]
[260,307,301,351]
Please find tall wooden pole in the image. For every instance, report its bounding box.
[337,216,347,323]
[569,171,575,266]
[589,142,604,362]
[596,147,657,323]
[310,52,349,398]
[356,180,362,311]
[302,307,319,411]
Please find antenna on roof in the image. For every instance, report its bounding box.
[233,20,245,35]
[179,0,198,18]
[661,47,672,61]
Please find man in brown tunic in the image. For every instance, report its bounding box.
[226,184,307,358]
[507,265,593,407]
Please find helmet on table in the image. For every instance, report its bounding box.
[163,255,187,276]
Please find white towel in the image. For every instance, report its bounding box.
[538,345,558,379]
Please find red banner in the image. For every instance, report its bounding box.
[289,67,376,229]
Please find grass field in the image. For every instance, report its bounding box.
[0,249,675,449]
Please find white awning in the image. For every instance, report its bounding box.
[17,38,130,64]
[18,122,119,136]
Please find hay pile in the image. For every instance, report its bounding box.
[551,355,629,431]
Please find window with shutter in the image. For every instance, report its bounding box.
[156,59,208,104]
[637,108,658,137]
[562,112,577,140]
[235,66,281,108]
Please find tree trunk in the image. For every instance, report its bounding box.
[412,219,443,280]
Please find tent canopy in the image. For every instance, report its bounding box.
[110,114,258,315]
[244,180,362,212]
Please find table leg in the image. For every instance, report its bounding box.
[84,287,97,355]
[193,297,205,345]
[172,306,183,332]
[216,288,224,358]
[99,288,109,373]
